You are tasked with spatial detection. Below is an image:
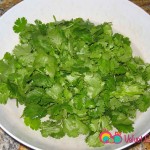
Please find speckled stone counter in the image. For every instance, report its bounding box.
[0,128,19,150]
[0,0,150,150]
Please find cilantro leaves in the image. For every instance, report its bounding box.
[0,17,150,147]
[13,17,27,33]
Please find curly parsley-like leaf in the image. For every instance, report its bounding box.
[13,17,27,33]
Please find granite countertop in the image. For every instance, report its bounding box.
[0,128,20,150]
[0,0,150,150]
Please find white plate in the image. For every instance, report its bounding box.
[0,0,150,150]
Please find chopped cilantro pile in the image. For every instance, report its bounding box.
[0,17,150,147]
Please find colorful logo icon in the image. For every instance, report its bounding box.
[99,130,122,144]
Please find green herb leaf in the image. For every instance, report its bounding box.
[13,17,27,33]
